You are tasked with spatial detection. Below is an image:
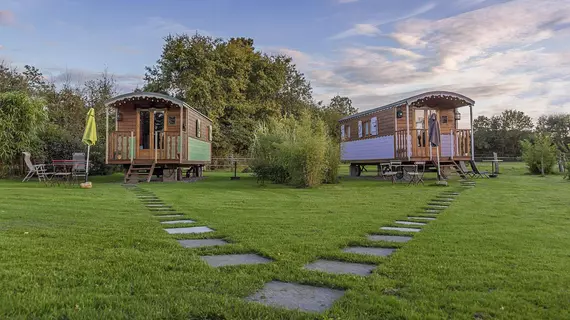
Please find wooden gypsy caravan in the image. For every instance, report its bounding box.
[339,91,475,177]
[104,92,213,182]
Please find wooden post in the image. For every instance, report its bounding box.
[470,104,475,161]
[154,132,158,163]
[105,106,109,164]
[130,131,134,163]
[179,106,183,163]
[406,102,410,161]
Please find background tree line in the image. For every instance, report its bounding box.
[0,33,356,176]
[473,110,570,157]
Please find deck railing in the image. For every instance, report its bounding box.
[453,129,471,157]
[154,132,181,161]
[395,129,472,159]
[109,131,135,161]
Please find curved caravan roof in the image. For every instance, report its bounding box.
[340,91,474,122]
[104,92,213,122]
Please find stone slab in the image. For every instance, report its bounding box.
[164,226,214,234]
[154,214,183,218]
[160,219,195,224]
[177,239,229,248]
[304,259,376,276]
[426,205,448,209]
[368,235,412,242]
[342,246,395,257]
[246,281,344,313]
[424,210,441,214]
[146,204,171,207]
[395,220,426,226]
[201,254,271,267]
[441,192,460,196]
[436,197,456,201]
[380,226,421,233]
[407,216,436,221]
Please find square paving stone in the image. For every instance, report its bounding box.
[177,239,229,248]
[407,216,436,221]
[201,254,271,267]
[342,246,395,257]
[164,226,214,234]
[395,220,426,226]
[160,219,195,224]
[304,259,376,276]
[246,281,345,313]
[380,226,421,233]
[368,235,412,242]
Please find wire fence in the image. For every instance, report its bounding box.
[205,157,253,171]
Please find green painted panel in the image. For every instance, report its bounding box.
[188,137,211,161]
[129,137,136,160]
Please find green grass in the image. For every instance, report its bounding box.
[1,164,569,319]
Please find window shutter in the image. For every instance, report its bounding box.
[371,117,378,135]
[196,119,201,138]
[208,125,213,141]
[340,124,345,139]
[358,120,362,138]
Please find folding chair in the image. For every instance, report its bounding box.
[72,153,87,184]
[408,162,425,185]
[22,152,51,182]
[458,161,475,178]
[470,160,489,178]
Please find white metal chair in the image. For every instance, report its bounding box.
[22,152,50,182]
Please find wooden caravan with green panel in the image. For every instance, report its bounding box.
[104,92,213,181]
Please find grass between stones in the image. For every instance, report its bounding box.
[1,164,570,319]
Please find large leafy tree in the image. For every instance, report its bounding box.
[472,109,533,156]
[143,33,315,156]
[319,95,358,141]
[536,114,570,152]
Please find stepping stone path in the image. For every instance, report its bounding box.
[122,183,471,314]
[395,220,426,226]
[304,259,376,276]
[160,219,195,224]
[246,281,345,313]
[407,216,436,221]
[380,226,421,233]
[164,226,214,234]
[177,239,229,248]
[201,254,271,267]
[343,246,395,257]
[368,235,412,242]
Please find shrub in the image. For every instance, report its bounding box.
[520,133,557,175]
[250,112,340,187]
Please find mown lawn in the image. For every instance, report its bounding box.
[0,165,569,319]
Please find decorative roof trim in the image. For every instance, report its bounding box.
[339,91,474,122]
[104,92,213,122]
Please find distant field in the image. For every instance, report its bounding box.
[0,164,569,319]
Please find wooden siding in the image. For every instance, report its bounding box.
[341,135,395,161]
[340,107,398,142]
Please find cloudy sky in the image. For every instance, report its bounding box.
[2,0,570,119]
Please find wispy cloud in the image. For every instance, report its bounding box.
[134,17,210,37]
[329,2,436,40]
[330,24,381,40]
[337,0,358,3]
[307,0,570,119]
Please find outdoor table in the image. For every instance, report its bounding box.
[482,159,503,175]
[49,160,74,185]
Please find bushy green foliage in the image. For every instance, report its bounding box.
[0,91,46,175]
[251,113,340,187]
[520,134,557,175]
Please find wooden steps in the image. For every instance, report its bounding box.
[124,162,156,183]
